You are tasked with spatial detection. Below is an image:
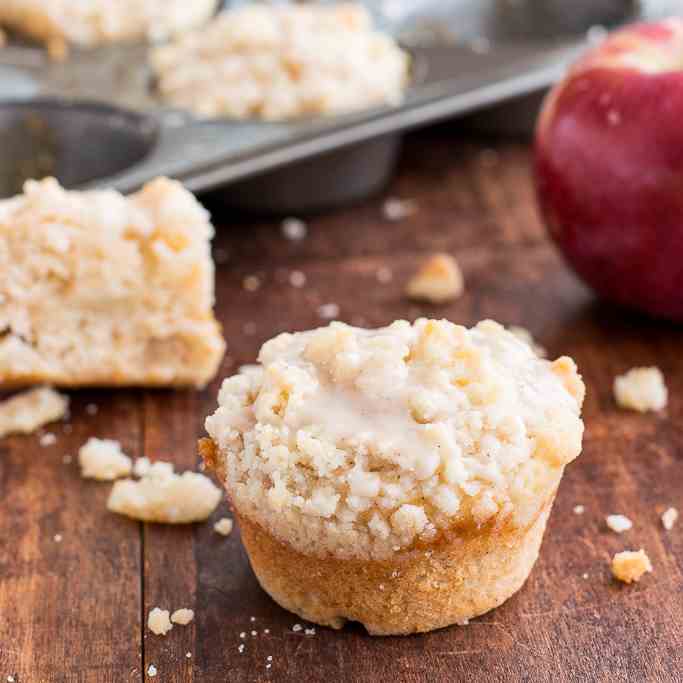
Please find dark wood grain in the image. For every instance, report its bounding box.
[1,127,682,682]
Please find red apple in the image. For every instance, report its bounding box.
[535,18,683,321]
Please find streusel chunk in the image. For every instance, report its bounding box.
[614,367,667,412]
[405,254,464,304]
[611,549,652,584]
[78,438,132,481]
[0,387,68,437]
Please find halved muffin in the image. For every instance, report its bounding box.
[202,319,584,634]
[0,177,225,388]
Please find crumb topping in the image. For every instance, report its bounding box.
[206,319,585,560]
[614,367,667,413]
[150,3,409,120]
[611,549,652,584]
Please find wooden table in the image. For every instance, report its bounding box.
[1,126,681,683]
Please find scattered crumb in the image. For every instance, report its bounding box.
[243,275,262,292]
[39,432,57,447]
[614,367,667,412]
[662,507,679,531]
[264,629,270,634]
[508,325,547,358]
[318,303,340,320]
[382,197,417,222]
[304,628,316,636]
[147,664,158,678]
[240,632,246,639]
[281,217,307,241]
[611,549,652,584]
[238,644,245,654]
[266,664,272,669]
[214,247,230,264]
[53,534,62,543]
[0,387,69,438]
[289,270,307,288]
[186,652,192,659]
[292,624,302,632]
[379,583,385,590]
[606,514,633,534]
[78,437,132,481]
[573,505,585,515]
[251,630,257,637]
[171,608,194,626]
[406,253,464,304]
[148,608,173,636]
[376,267,393,284]
[582,573,589,580]
[85,403,99,416]
[267,656,273,662]
[7,676,15,683]
[250,616,256,622]
[107,463,222,523]
[62,454,73,465]
[213,517,234,536]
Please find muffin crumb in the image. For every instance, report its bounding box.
[383,198,417,222]
[79,437,132,481]
[214,517,234,536]
[171,608,194,626]
[406,254,464,304]
[606,514,632,534]
[661,507,678,531]
[39,432,57,447]
[573,505,585,515]
[148,608,173,636]
[614,367,667,412]
[107,463,221,523]
[282,218,307,241]
[0,387,69,438]
[611,549,652,584]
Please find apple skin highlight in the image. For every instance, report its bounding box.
[534,19,683,321]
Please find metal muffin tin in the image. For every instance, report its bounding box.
[0,0,678,212]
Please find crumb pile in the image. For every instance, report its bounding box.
[206,319,585,560]
[0,177,225,388]
[150,3,409,119]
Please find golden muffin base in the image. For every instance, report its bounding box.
[236,500,554,636]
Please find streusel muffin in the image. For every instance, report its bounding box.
[0,0,218,55]
[202,319,585,634]
[0,177,225,388]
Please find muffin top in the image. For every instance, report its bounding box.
[205,319,585,560]
[150,3,409,120]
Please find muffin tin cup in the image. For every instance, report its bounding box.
[0,0,664,213]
